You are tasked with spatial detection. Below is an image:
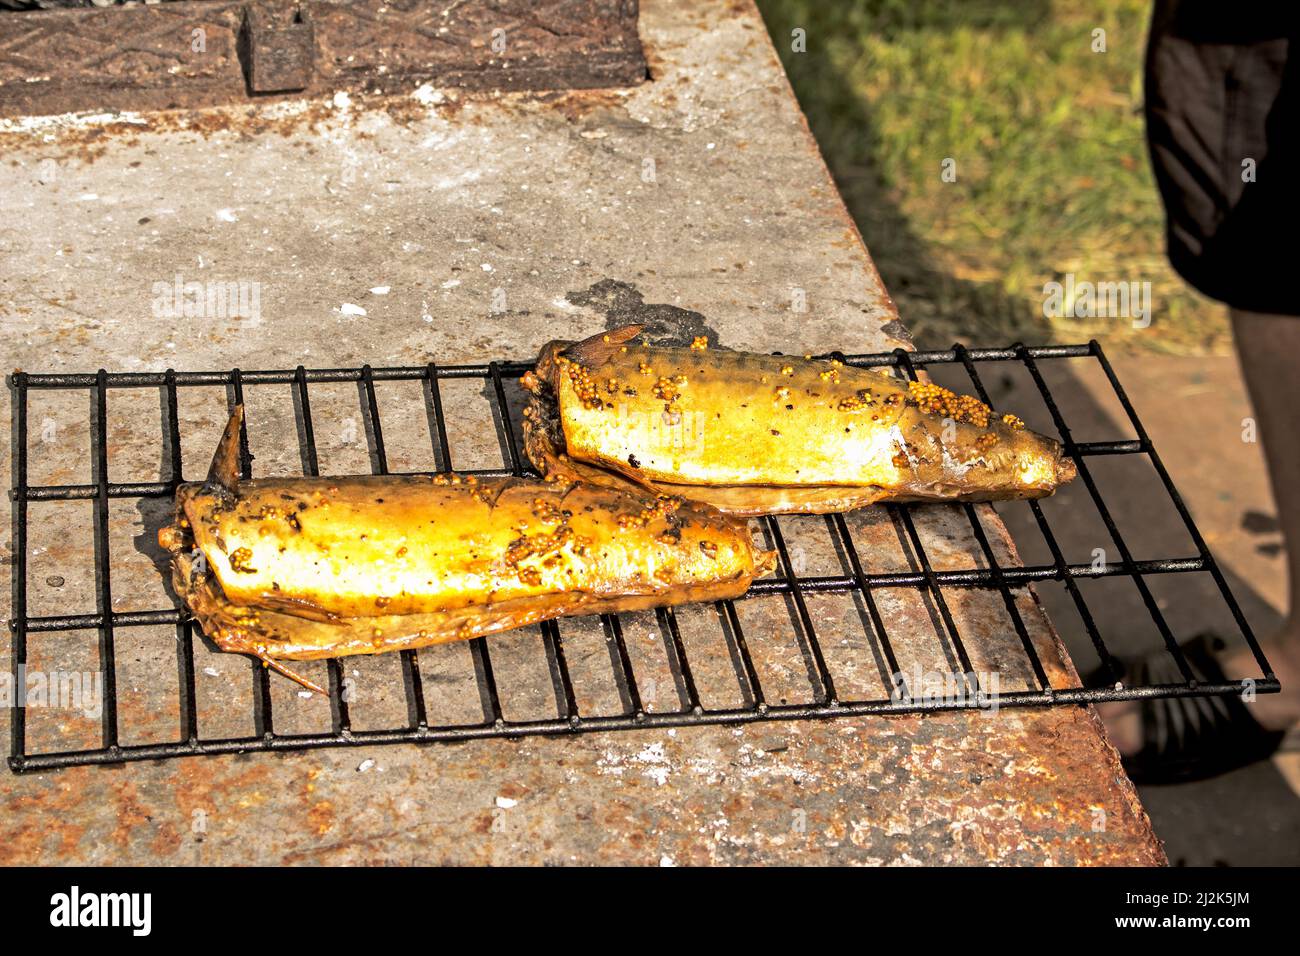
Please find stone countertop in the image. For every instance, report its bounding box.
[0,0,1163,864]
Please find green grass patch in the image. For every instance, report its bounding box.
[756,0,1229,353]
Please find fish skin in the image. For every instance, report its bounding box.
[169,545,759,663]
[523,326,1077,516]
[161,410,773,668]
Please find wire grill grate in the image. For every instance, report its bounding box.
[6,341,1279,772]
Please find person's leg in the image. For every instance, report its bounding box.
[1219,308,1300,723]
[1102,308,1300,756]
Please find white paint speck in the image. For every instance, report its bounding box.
[339,303,367,316]
[659,855,675,867]
[215,208,238,222]
[441,279,461,289]
[633,743,671,785]
[495,796,518,809]
[358,759,376,773]
[411,83,445,106]
[369,286,390,295]
[203,667,220,678]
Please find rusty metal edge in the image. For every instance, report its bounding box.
[0,0,648,118]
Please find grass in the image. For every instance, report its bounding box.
[755,0,1230,354]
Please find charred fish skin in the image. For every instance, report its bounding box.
[160,407,774,672]
[522,326,1077,515]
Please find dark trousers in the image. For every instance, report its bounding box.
[1145,1,1299,315]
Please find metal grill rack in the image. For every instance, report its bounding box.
[7,342,1279,773]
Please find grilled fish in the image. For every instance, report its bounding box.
[160,407,774,691]
[523,325,1077,515]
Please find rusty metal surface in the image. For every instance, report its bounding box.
[0,0,647,117]
[0,0,1164,864]
[1,707,1162,865]
[241,2,314,94]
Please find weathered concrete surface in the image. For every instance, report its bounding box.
[0,0,1163,864]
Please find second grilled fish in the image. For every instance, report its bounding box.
[523,325,1076,515]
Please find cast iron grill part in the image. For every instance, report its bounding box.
[0,0,649,118]
[6,342,1279,772]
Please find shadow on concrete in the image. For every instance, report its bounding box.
[756,0,1298,865]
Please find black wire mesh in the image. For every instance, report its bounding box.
[6,341,1279,772]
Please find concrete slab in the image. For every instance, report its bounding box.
[0,0,1163,864]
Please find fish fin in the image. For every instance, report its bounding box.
[585,456,665,495]
[256,652,328,696]
[253,592,344,624]
[562,324,644,366]
[205,405,244,496]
